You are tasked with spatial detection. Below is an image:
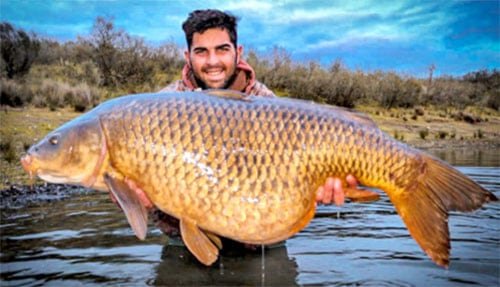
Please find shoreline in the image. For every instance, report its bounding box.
[408,138,500,150]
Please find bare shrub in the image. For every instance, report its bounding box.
[66,82,101,111]
[30,79,101,111]
[0,78,33,106]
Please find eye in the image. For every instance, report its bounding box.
[193,48,207,55]
[49,135,59,145]
[217,46,231,53]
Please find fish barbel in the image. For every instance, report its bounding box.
[20,90,497,267]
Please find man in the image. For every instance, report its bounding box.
[159,10,274,96]
[155,9,364,241]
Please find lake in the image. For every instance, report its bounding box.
[1,148,499,286]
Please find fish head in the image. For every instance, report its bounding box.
[20,116,105,186]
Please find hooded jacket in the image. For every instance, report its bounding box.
[159,59,275,97]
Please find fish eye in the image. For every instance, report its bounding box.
[49,135,59,145]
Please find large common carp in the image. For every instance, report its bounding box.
[21,90,496,267]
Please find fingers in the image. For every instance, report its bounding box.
[316,186,325,202]
[346,174,358,188]
[315,178,333,205]
[316,177,335,204]
[333,178,345,206]
[316,176,355,206]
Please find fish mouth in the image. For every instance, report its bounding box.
[20,154,34,173]
[20,154,72,184]
[20,154,36,185]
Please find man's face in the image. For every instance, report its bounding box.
[185,28,242,89]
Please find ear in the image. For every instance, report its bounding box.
[236,45,243,63]
[184,49,191,67]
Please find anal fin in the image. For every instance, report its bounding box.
[104,173,148,240]
[206,232,223,250]
[180,218,219,266]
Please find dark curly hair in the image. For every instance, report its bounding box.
[182,9,238,50]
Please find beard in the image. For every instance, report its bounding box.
[191,60,239,90]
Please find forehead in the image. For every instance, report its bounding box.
[191,28,233,50]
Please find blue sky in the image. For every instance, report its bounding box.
[1,0,499,77]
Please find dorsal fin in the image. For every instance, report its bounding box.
[325,105,378,128]
[204,89,251,101]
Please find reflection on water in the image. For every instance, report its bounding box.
[426,147,500,167]
[1,148,499,286]
[154,245,298,286]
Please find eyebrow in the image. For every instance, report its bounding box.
[215,43,232,50]
[192,43,233,53]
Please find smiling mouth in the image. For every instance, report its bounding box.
[205,69,224,77]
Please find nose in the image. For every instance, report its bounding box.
[206,51,219,66]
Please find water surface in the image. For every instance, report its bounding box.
[1,148,499,286]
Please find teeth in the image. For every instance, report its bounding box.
[206,70,223,76]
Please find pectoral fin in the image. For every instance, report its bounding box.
[104,173,148,240]
[180,218,219,266]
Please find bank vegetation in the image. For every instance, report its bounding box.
[1,17,498,113]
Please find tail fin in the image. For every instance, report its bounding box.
[389,155,497,267]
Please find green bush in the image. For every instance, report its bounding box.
[1,22,40,78]
[393,131,405,141]
[485,91,499,110]
[436,131,448,139]
[0,18,497,112]
[474,129,484,139]
[414,107,425,116]
[0,136,16,163]
[419,129,429,139]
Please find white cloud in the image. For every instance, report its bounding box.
[243,1,456,54]
[224,0,275,13]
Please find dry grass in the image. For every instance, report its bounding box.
[0,107,82,189]
[358,105,500,147]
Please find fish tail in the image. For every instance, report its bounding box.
[388,154,497,267]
